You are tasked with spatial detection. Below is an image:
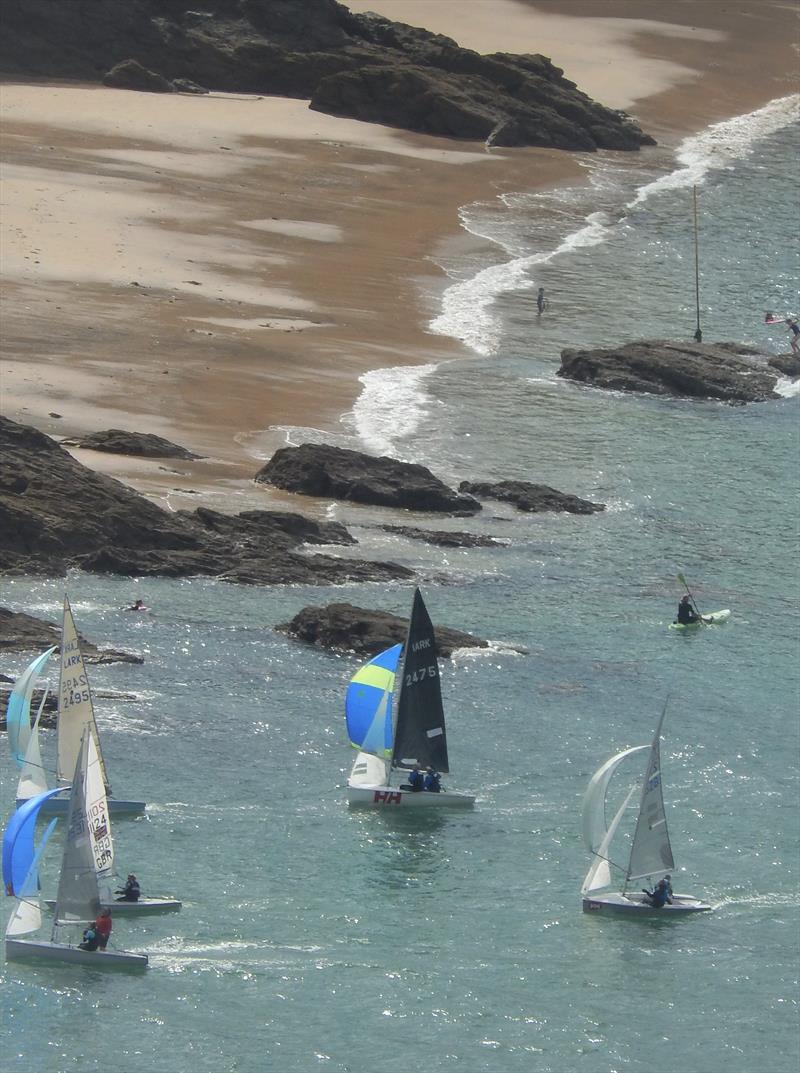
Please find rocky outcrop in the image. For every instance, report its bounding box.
[68,429,202,459]
[768,354,800,377]
[379,525,503,547]
[0,0,655,151]
[256,444,481,515]
[0,417,412,584]
[0,607,142,663]
[459,480,604,515]
[278,601,487,658]
[102,59,175,92]
[557,341,780,403]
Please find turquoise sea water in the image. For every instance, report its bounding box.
[1,101,799,1073]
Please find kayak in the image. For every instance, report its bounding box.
[669,608,731,631]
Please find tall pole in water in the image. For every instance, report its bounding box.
[693,185,702,342]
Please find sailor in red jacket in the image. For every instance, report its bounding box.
[94,909,112,950]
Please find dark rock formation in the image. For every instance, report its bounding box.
[0,416,412,584]
[0,607,143,663]
[256,443,481,515]
[278,601,487,658]
[459,480,605,515]
[68,429,202,460]
[380,525,503,547]
[0,0,655,151]
[557,341,780,403]
[102,59,175,92]
[768,354,800,377]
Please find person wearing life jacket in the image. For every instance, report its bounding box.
[676,595,700,625]
[645,876,673,908]
[94,909,113,949]
[79,924,99,951]
[406,765,424,792]
[423,767,441,793]
[116,874,141,902]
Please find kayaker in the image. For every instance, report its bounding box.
[676,595,701,625]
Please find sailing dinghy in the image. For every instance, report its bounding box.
[581,709,711,916]
[22,597,145,816]
[345,588,475,808]
[4,730,149,968]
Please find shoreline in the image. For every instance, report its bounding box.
[1,1,797,511]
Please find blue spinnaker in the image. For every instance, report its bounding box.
[3,787,64,896]
[345,644,402,757]
[6,647,56,767]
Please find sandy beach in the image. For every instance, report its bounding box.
[1,0,797,508]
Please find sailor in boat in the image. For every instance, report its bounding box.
[644,876,674,908]
[402,765,424,792]
[79,924,99,951]
[423,767,441,793]
[95,909,113,949]
[675,595,701,626]
[116,873,141,902]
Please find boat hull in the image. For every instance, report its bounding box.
[6,938,148,968]
[669,609,731,631]
[347,785,475,808]
[20,794,146,817]
[43,897,181,915]
[582,891,713,915]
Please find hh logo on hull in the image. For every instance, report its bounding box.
[373,790,402,805]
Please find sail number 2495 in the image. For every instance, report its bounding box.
[405,665,438,687]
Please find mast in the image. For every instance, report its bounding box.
[693,185,702,343]
[624,706,674,894]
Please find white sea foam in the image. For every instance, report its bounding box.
[428,95,800,358]
[346,362,440,457]
[775,376,800,399]
[429,211,614,356]
[628,94,800,208]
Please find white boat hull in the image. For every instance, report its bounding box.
[44,897,181,915]
[347,784,475,808]
[6,937,148,968]
[21,794,146,817]
[582,891,712,916]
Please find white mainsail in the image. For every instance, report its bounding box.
[56,597,109,792]
[625,709,674,887]
[53,733,104,928]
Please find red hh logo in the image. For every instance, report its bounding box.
[373,790,402,805]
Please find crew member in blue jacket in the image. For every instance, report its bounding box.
[423,767,441,793]
[646,876,673,908]
[407,765,424,792]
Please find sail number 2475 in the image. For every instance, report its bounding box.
[405,665,438,687]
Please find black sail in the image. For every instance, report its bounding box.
[391,588,450,774]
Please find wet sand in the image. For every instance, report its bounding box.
[1,0,796,509]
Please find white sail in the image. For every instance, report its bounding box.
[53,733,102,927]
[581,785,637,896]
[56,597,109,791]
[348,750,390,788]
[16,703,50,802]
[582,745,648,854]
[84,730,115,902]
[626,709,674,886]
[6,897,42,939]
